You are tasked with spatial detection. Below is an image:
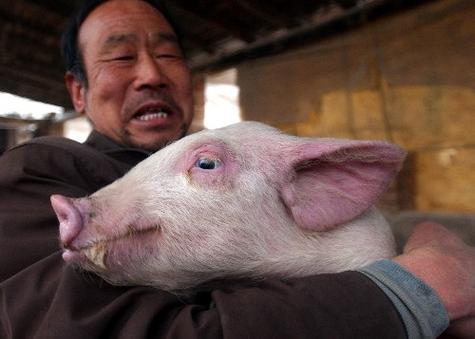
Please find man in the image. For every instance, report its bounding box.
[0,0,474,338]
[63,0,193,151]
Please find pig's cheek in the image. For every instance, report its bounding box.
[186,167,232,189]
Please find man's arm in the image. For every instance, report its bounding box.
[0,141,408,339]
[4,140,472,338]
[395,222,475,338]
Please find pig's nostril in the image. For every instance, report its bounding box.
[57,211,68,223]
[51,194,84,248]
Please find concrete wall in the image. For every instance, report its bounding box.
[237,0,475,214]
[189,74,206,134]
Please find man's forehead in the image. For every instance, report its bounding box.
[102,31,178,47]
[78,0,175,47]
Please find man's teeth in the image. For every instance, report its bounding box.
[137,112,168,121]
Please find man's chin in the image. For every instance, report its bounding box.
[127,138,171,152]
[127,133,181,152]
[123,123,190,152]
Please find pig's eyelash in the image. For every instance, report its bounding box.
[195,157,222,170]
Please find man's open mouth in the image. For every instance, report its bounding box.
[133,104,173,121]
[136,111,168,121]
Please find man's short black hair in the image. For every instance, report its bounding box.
[61,0,181,85]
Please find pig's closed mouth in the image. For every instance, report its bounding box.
[65,225,161,269]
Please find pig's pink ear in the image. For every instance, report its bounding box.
[280,140,405,231]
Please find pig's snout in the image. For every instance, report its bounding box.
[50,194,84,252]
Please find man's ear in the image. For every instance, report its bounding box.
[65,72,86,113]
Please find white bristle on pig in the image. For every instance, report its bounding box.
[51,121,405,292]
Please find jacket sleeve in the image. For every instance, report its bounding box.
[0,142,406,339]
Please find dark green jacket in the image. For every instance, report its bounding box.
[0,131,405,339]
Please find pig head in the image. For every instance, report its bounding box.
[51,121,405,292]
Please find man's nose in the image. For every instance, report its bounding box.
[133,54,168,90]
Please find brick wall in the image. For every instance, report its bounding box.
[237,0,475,214]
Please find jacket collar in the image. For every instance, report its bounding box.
[84,130,151,165]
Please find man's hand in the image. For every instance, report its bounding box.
[394,222,475,338]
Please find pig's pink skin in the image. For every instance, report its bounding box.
[51,194,87,249]
[52,191,163,271]
[62,248,86,264]
[178,141,238,188]
[281,141,405,231]
[53,193,159,249]
[50,195,93,265]
[50,122,405,292]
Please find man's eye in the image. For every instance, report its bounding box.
[195,158,221,170]
[101,53,135,63]
[113,55,134,61]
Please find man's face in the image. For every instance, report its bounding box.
[68,0,193,151]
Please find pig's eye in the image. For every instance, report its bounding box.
[195,157,221,170]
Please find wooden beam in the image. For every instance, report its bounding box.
[189,0,436,73]
[170,1,257,43]
[237,0,308,28]
[0,64,68,107]
[231,0,283,29]
[163,3,222,54]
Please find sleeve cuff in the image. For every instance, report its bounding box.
[358,259,449,339]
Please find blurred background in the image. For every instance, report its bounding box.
[0,0,473,246]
